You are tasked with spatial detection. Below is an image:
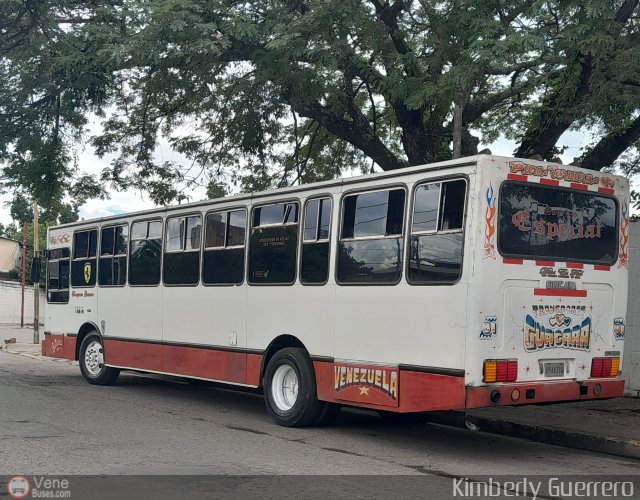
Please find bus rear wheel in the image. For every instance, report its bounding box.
[264,347,328,427]
[79,333,120,386]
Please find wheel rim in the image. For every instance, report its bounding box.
[84,340,104,377]
[271,364,299,412]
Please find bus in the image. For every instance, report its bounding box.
[42,155,630,427]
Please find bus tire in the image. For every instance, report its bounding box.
[79,333,120,386]
[263,347,325,427]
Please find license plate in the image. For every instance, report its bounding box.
[543,362,565,377]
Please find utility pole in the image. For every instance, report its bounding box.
[20,223,26,328]
[452,85,471,159]
[33,200,39,344]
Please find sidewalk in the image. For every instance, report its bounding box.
[427,397,640,459]
[0,325,46,360]
[1,323,639,459]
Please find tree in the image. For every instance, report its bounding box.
[1,0,639,205]
[0,0,108,221]
[206,180,227,199]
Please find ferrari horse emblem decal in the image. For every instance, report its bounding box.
[84,262,92,284]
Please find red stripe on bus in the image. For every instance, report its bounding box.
[503,258,523,265]
[594,265,610,271]
[535,260,554,266]
[566,263,584,269]
[507,174,528,181]
[314,361,466,413]
[246,354,263,387]
[163,345,249,384]
[104,339,163,372]
[539,178,560,186]
[570,183,588,191]
[533,288,587,297]
[598,187,615,195]
[102,339,264,386]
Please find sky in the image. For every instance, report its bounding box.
[0,128,637,227]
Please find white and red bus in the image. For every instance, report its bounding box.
[42,155,630,426]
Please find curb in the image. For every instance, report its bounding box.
[0,345,76,364]
[426,411,640,459]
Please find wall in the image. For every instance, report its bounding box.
[0,280,45,326]
[623,221,640,396]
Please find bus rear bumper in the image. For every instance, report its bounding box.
[466,378,624,408]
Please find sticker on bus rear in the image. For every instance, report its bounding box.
[614,318,625,340]
[524,304,591,352]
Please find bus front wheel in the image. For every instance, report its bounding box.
[79,333,120,386]
[264,347,328,427]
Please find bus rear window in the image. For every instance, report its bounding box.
[499,182,617,265]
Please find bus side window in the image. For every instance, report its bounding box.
[163,215,202,286]
[408,179,466,284]
[129,220,163,286]
[248,201,299,285]
[337,188,406,284]
[301,197,332,284]
[71,229,97,287]
[99,225,128,286]
[47,247,70,303]
[202,209,246,285]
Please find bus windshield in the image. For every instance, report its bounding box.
[498,182,618,265]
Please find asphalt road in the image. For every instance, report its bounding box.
[1,351,639,498]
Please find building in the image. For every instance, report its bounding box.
[0,236,20,281]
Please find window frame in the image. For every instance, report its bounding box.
[202,206,248,287]
[496,180,619,265]
[128,217,164,288]
[46,246,71,304]
[335,184,407,286]
[248,198,301,286]
[71,227,98,289]
[300,194,333,286]
[251,201,300,229]
[98,223,129,288]
[405,176,469,286]
[162,213,202,287]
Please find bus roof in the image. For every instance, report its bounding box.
[52,156,481,230]
[50,154,628,230]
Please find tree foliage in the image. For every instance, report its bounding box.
[1,0,639,208]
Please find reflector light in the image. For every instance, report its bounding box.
[483,359,518,383]
[483,361,497,383]
[590,357,619,378]
[610,357,620,377]
[496,361,508,381]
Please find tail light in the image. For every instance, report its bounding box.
[483,359,518,383]
[590,357,619,378]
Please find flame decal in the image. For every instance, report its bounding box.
[483,183,497,259]
[619,201,629,269]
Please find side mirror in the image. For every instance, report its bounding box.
[30,256,41,283]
